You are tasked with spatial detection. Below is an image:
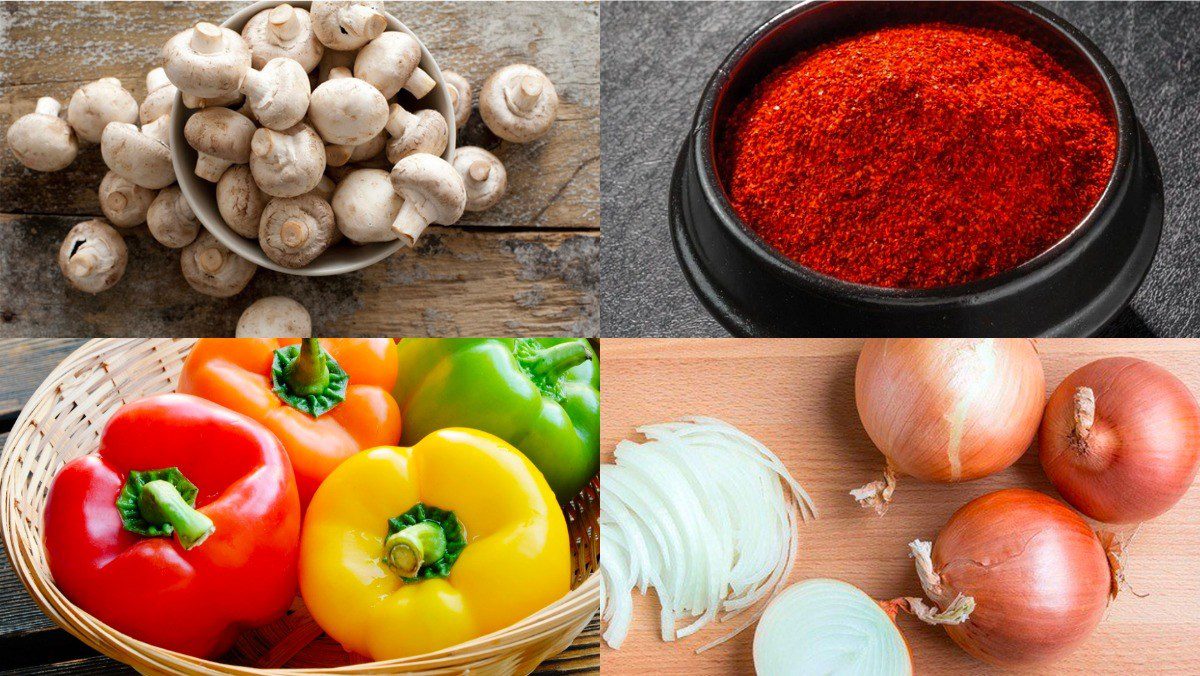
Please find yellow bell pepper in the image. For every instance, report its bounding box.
[299,428,571,660]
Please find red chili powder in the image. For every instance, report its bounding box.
[718,21,1118,289]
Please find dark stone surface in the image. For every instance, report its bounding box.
[600,1,1200,337]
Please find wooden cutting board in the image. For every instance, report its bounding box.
[599,338,1200,675]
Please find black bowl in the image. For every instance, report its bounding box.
[669,0,1163,337]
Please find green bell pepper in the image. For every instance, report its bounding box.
[393,338,599,501]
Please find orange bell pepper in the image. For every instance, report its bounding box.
[178,338,401,505]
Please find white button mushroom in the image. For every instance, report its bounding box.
[331,168,402,243]
[140,68,179,125]
[310,0,387,51]
[101,121,175,190]
[241,4,324,72]
[479,64,558,143]
[452,146,507,212]
[236,296,312,337]
[308,67,388,146]
[66,78,139,144]
[184,106,257,182]
[442,70,472,130]
[388,152,465,245]
[181,231,257,297]
[258,194,337,268]
[216,164,268,238]
[59,219,127,294]
[249,123,327,197]
[98,170,157,227]
[383,103,448,164]
[238,57,311,131]
[353,31,435,99]
[162,22,252,99]
[147,186,201,248]
[6,97,78,172]
[141,114,173,147]
[307,174,337,203]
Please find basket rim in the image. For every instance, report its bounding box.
[0,338,599,675]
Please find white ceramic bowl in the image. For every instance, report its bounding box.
[171,0,456,276]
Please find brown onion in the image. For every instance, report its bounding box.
[906,488,1116,666]
[852,339,1045,513]
[1039,356,1200,523]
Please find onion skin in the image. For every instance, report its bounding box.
[929,489,1114,666]
[856,339,1045,483]
[1039,357,1200,523]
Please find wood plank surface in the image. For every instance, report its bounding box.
[599,338,1200,674]
[0,339,599,674]
[0,1,599,337]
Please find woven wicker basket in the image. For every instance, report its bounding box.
[0,339,600,675]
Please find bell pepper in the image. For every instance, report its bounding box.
[178,338,401,506]
[299,428,571,660]
[42,393,301,658]
[392,338,599,501]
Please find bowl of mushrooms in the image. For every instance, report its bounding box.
[168,0,457,276]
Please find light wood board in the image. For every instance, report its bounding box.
[599,338,1200,674]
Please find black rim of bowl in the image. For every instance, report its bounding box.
[691,0,1138,303]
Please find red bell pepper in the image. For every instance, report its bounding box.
[43,393,301,658]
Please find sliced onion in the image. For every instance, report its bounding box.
[754,579,913,676]
[600,417,815,652]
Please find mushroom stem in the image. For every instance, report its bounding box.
[327,66,352,80]
[385,103,417,137]
[199,247,225,274]
[269,4,302,41]
[391,201,429,246]
[195,153,234,182]
[341,5,387,40]
[69,252,98,277]
[468,160,491,183]
[190,22,225,54]
[403,67,436,99]
[35,97,62,117]
[511,75,543,113]
[325,143,353,167]
[281,219,311,248]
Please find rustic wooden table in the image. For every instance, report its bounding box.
[600,338,1200,674]
[0,339,599,674]
[0,2,598,337]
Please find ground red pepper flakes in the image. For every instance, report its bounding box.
[717,21,1118,289]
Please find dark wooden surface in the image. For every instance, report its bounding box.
[0,2,599,337]
[0,339,600,674]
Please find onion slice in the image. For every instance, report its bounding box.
[754,579,913,676]
[600,417,816,652]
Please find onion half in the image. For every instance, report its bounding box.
[906,488,1117,666]
[754,579,913,676]
[600,417,816,652]
[852,339,1045,513]
[1039,356,1200,523]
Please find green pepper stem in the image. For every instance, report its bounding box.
[138,480,215,549]
[529,342,590,379]
[284,338,330,396]
[384,521,448,578]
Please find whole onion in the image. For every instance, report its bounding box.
[1040,357,1200,523]
[907,489,1116,666]
[853,339,1045,512]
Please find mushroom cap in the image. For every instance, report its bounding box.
[236,296,312,337]
[100,122,175,189]
[309,72,389,145]
[217,164,268,238]
[239,57,312,130]
[311,0,388,51]
[7,98,78,172]
[452,146,507,212]
[331,168,402,243]
[59,219,127,294]
[242,4,324,72]
[353,31,422,99]
[181,231,257,297]
[258,194,337,268]
[162,22,252,99]
[384,106,448,164]
[66,78,139,144]
[184,106,257,162]
[98,170,157,227]
[349,130,387,163]
[147,185,201,248]
[140,80,179,125]
[479,64,558,143]
[389,152,466,226]
[250,123,327,197]
[442,70,472,129]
